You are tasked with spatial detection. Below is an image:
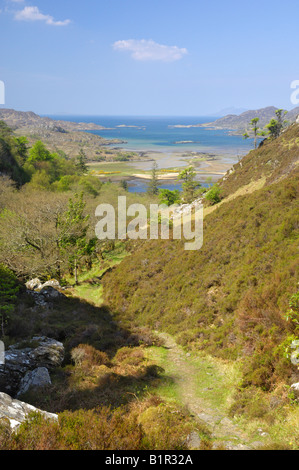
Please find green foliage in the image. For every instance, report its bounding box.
[0,121,13,139]
[266,119,281,139]
[120,180,128,191]
[28,170,52,190]
[52,174,102,196]
[75,148,88,175]
[0,265,20,337]
[220,122,299,198]
[243,117,264,149]
[77,176,102,197]
[0,396,195,450]
[266,110,288,139]
[57,193,96,278]
[284,292,299,329]
[27,141,53,164]
[147,162,160,196]
[158,189,180,206]
[204,184,222,205]
[115,154,129,162]
[229,386,274,422]
[13,137,29,165]
[0,121,29,185]
[177,166,200,203]
[24,143,79,188]
[103,172,299,388]
[52,174,79,192]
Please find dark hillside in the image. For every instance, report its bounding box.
[0,121,28,185]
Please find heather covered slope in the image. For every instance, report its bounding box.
[219,122,299,197]
[103,130,299,391]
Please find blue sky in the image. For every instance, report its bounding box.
[0,0,299,115]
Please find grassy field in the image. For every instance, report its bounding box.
[68,242,129,305]
[87,161,143,177]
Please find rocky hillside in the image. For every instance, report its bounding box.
[219,119,299,197]
[0,109,125,160]
[200,106,299,131]
[0,108,106,133]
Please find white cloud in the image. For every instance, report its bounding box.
[14,6,71,26]
[113,39,188,62]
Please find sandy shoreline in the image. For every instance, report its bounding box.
[132,172,180,180]
[129,149,236,180]
[89,148,239,184]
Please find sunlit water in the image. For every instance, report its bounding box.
[48,115,254,192]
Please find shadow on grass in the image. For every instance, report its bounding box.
[8,290,165,413]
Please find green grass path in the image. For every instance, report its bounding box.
[146,332,266,450]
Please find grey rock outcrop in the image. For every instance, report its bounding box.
[0,337,64,396]
[0,392,57,430]
[17,367,52,397]
[39,286,64,300]
[27,336,64,369]
[26,279,65,309]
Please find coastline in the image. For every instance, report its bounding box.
[88,148,238,191]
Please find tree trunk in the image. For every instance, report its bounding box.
[75,259,78,285]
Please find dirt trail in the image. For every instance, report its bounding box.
[156,333,261,450]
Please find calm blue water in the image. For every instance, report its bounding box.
[47,115,254,193]
[128,180,183,194]
[127,180,210,194]
[48,115,253,155]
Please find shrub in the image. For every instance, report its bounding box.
[71,344,111,367]
[0,399,198,450]
[0,264,20,337]
[204,184,222,205]
[285,292,299,328]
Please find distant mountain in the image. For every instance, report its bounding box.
[210,107,249,117]
[0,108,106,132]
[0,108,125,160]
[200,106,299,131]
[286,107,299,123]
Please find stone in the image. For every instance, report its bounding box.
[27,285,65,310]
[41,279,61,289]
[25,278,42,291]
[39,286,64,300]
[17,368,51,397]
[225,442,252,450]
[0,392,57,430]
[25,278,61,292]
[28,336,64,369]
[27,291,49,308]
[0,337,64,396]
[187,431,202,449]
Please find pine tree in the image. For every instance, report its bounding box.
[147,162,160,195]
[76,148,88,174]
